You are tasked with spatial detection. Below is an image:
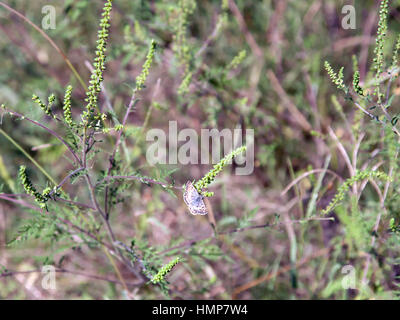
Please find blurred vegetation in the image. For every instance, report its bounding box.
[0,0,400,299]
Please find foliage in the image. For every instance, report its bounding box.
[0,0,400,300]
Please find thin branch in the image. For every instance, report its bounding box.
[104,92,137,218]
[0,194,108,251]
[0,268,143,287]
[100,175,182,189]
[0,128,57,186]
[53,197,95,210]
[328,126,355,181]
[267,70,312,132]
[228,0,262,57]
[361,151,398,287]
[196,13,221,57]
[281,169,343,196]
[3,107,81,165]
[0,194,38,210]
[351,132,365,195]
[49,167,85,196]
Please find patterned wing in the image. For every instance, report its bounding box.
[183,181,208,215]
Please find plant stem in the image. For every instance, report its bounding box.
[0,128,57,185]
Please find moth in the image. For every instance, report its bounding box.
[183,181,208,215]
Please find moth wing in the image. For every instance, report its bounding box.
[183,181,208,215]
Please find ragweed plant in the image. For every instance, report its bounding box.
[194,145,247,197]
[62,85,74,128]
[32,94,56,119]
[135,40,157,92]
[373,0,389,103]
[19,165,51,209]
[150,256,181,284]
[324,0,400,297]
[322,170,391,214]
[173,0,196,94]
[1,0,165,296]
[324,62,347,93]
[0,0,256,299]
[81,0,112,128]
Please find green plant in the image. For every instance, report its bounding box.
[0,0,256,299]
[0,0,172,297]
[2,0,400,301]
[194,145,246,197]
[324,0,400,299]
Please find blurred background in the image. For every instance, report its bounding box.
[1,0,400,299]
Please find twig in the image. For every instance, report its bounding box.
[196,13,220,57]
[361,151,397,287]
[0,128,57,186]
[53,197,95,210]
[0,194,110,253]
[281,168,343,196]
[328,126,355,180]
[351,132,365,195]
[49,167,85,196]
[228,0,262,58]
[104,92,137,218]
[0,268,143,287]
[100,175,181,189]
[267,70,312,132]
[2,107,81,165]
[0,194,38,210]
